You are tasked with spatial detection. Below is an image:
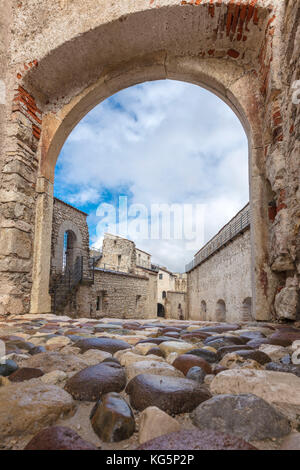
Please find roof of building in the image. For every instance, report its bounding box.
[104,234,152,257]
[136,265,159,274]
[155,265,176,276]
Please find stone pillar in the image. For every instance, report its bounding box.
[250,171,278,321]
[30,177,53,314]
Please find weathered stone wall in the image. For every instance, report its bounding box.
[174,273,187,293]
[136,266,158,318]
[91,269,151,319]
[157,268,176,303]
[165,291,187,320]
[187,228,252,322]
[50,197,89,273]
[69,284,92,318]
[64,262,157,320]
[99,234,136,273]
[269,0,300,321]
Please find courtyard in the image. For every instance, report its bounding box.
[0,314,299,450]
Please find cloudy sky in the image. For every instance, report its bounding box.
[54,80,249,272]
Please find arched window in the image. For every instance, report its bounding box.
[215,299,226,322]
[201,300,207,320]
[52,219,83,275]
[162,291,166,299]
[242,297,252,321]
[63,230,77,272]
[178,303,184,320]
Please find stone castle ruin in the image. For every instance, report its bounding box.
[49,195,255,323]
[49,197,187,320]
[0,1,300,452]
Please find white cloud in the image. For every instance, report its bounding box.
[55,80,249,272]
[67,187,100,205]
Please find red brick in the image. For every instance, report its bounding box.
[227,49,240,58]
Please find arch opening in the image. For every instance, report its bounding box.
[157,303,165,318]
[32,68,261,318]
[200,300,207,321]
[242,297,253,322]
[51,216,84,277]
[26,1,278,320]
[63,230,77,273]
[215,299,226,322]
[51,79,251,322]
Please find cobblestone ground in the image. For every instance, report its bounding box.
[0,314,300,450]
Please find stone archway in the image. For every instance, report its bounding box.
[242,297,253,321]
[52,221,83,274]
[200,300,207,321]
[215,299,226,322]
[0,1,298,321]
